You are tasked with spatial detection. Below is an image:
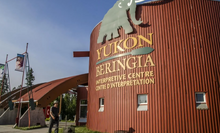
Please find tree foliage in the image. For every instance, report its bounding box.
[63,93,77,120]
[0,74,9,96]
[26,68,35,87]
[51,93,77,120]
[17,85,22,89]
[12,87,16,91]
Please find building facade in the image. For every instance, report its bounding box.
[87,0,220,133]
[76,87,88,126]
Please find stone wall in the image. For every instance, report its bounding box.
[0,108,18,125]
[19,107,45,127]
[0,108,4,116]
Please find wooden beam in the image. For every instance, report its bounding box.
[73,51,90,57]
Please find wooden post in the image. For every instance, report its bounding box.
[18,98,23,127]
[28,103,31,127]
[16,43,28,126]
[59,94,62,115]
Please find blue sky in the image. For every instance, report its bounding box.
[1,0,219,88]
[0,0,116,88]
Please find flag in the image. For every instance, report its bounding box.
[15,54,25,72]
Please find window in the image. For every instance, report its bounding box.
[195,92,208,110]
[98,98,104,112]
[79,100,87,123]
[195,92,206,103]
[137,94,148,111]
[81,100,87,105]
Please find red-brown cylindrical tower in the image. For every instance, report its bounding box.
[87,0,220,132]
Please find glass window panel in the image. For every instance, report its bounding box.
[100,98,104,106]
[101,98,104,105]
[81,100,87,104]
[80,106,87,118]
[196,94,204,102]
[138,94,147,104]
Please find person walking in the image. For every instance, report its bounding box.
[48,100,59,133]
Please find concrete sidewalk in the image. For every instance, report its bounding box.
[0,122,75,133]
[0,125,48,133]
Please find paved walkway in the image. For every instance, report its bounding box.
[0,125,48,133]
[0,122,75,133]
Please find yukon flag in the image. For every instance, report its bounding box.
[0,64,4,79]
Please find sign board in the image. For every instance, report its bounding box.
[43,105,50,118]
[15,54,25,72]
[94,0,164,91]
[97,0,163,43]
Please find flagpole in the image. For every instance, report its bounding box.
[0,54,8,101]
[26,53,31,127]
[16,43,28,126]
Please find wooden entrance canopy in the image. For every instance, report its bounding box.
[0,84,43,108]
[17,73,88,107]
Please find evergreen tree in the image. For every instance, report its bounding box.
[0,74,9,96]
[50,93,77,120]
[63,93,76,120]
[17,85,22,89]
[26,68,35,87]
[12,87,16,91]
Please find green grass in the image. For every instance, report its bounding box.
[45,117,74,123]
[51,126,101,133]
[51,128,64,133]
[14,125,44,130]
[75,126,101,133]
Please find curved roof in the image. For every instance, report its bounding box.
[18,73,88,107]
[0,83,43,108]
